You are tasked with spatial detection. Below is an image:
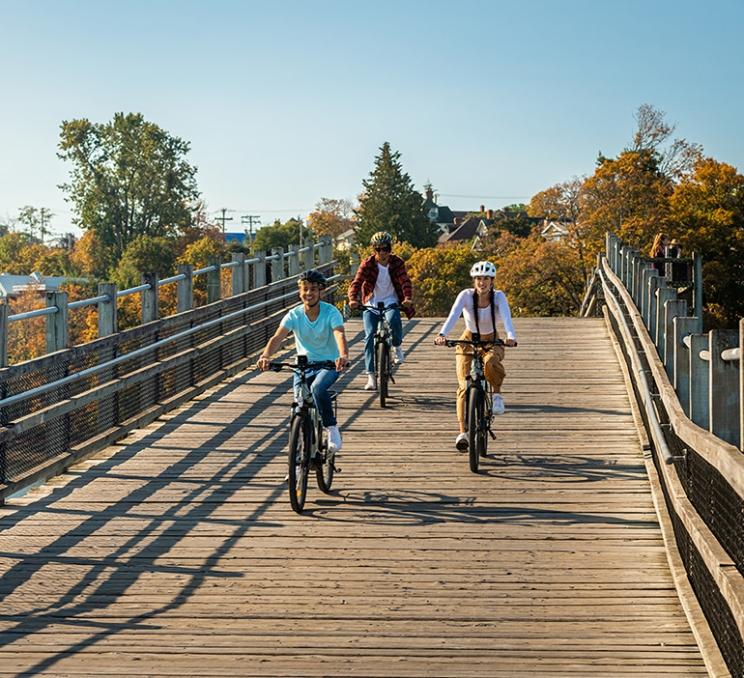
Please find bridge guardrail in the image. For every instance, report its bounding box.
[585,233,744,677]
[0,237,338,502]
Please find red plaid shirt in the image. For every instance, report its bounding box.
[348,254,415,318]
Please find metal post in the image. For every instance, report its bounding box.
[708,329,740,447]
[0,303,8,367]
[177,264,193,313]
[45,291,68,354]
[97,283,118,337]
[673,316,698,416]
[287,244,300,276]
[271,247,284,283]
[663,299,687,378]
[655,287,677,358]
[692,252,703,319]
[231,253,246,295]
[253,252,267,288]
[141,273,159,324]
[207,261,221,304]
[689,333,709,430]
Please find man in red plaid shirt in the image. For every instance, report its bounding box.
[348,231,415,391]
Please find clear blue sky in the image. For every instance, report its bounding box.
[1,0,743,238]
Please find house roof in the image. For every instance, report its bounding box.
[540,220,570,238]
[438,217,491,244]
[0,272,82,297]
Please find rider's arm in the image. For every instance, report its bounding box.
[495,291,517,342]
[333,326,349,370]
[438,290,468,338]
[257,325,291,370]
[396,258,414,306]
[347,257,369,304]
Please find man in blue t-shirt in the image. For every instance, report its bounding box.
[257,270,349,451]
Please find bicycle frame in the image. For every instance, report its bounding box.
[362,302,398,376]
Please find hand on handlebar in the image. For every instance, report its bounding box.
[434,335,447,346]
[505,338,518,347]
[335,356,350,372]
[257,356,271,371]
[349,300,361,310]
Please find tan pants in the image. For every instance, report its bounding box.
[455,330,506,428]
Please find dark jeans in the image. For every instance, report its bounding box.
[363,307,403,373]
[293,368,339,427]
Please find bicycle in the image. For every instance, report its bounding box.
[361,303,400,408]
[441,334,508,473]
[268,356,339,513]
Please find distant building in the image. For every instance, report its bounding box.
[540,220,570,241]
[438,216,492,249]
[224,231,248,246]
[0,272,86,298]
[335,228,356,251]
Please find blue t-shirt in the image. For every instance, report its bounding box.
[280,301,344,362]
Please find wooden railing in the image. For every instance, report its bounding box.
[584,232,744,677]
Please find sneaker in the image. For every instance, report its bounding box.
[327,425,342,452]
[492,394,505,415]
[393,346,405,364]
[364,373,377,391]
[455,432,469,451]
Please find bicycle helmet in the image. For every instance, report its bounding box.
[370,231,393,247]
[469,260,497,278]
[298,269,327,287]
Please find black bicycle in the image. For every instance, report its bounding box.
[442,335,508,473]
[362,303,400,408]
[268,356,339,513]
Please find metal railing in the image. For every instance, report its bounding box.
[0,237,335,366]
[583,232,744,677]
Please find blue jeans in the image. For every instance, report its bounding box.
[363,307,403,374]
[293,368,339,427]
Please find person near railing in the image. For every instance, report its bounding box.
[434,261,518,450]
[347,231,415,391]
[257,270,350,452]
[649,232,669,275]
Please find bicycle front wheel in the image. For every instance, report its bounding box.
[377,341,389,408]
[467,388,483,473]
[315,423,335,493]
[288,415,311,513]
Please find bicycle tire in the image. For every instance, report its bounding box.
[479,391,489,458]
[377,341,389,408]
[288,415,311,513]
[315,423,335,493]
[467,388,482,472]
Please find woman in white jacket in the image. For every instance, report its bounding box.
[434,261,517,450]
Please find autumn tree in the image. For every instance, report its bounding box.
[58,112,200,262]
[307,198,355,240]
[405,244,475,316]
[355,142,437,248]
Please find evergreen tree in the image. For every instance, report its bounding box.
[354,142,437,248]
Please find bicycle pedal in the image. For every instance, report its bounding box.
[389,374,396,384]
[332,464,341,473]
[489,430,496,440]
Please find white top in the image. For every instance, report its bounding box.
[439,288,516,340]
[371,263,398,306]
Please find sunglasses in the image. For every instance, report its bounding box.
[374,246,391,253]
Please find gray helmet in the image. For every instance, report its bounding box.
[298,269,327,287]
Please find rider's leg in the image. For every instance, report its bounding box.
[483,340,506,414]
[309,369,342,450]
[363,309,379,374]
[455,331,474,434]
[387,307,403,347]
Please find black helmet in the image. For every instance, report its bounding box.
[298,269,327,287]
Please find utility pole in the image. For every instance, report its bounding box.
[215,208,233,238]
[39,208,53,245]
[241,214,261,246]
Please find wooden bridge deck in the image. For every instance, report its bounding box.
[0,318,706,676]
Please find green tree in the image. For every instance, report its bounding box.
[58,112,199,263]
[491,204,534,238]
[355,142,437,248]
[253,218,311,253]
[114,235,177,288]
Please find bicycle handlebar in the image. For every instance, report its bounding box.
[360,303,400,313]
[439,338,515,348]
[268,359,338,373]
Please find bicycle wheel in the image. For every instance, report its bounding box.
[467,388,482,473]
[377,341,389,408]
[288,415,311,513]
[479,394,489,458]
[315,423,335,493]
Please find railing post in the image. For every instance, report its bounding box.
[740,318,744,452]
[97,283,118,337]
[663,299,687,378]
[673,316,698,417]
[692,252,703,319]
[141,273,159,324]
[619,246,628,286]
[640,267,653,322]
[271,247,284,282]
[253,252,267,288]
[177,264,193,313]
[207,261,221,304]
[632,253,643,306]
[0,303,8,367]
[320,235,333,265]
[45,291,68,354]
[231,253,246,295]
[655,286,677,358]
[287,244,300,276]
[648,276,660,339]
[708,329,740,447]
[689,333,710,430]
[302,241,315,271]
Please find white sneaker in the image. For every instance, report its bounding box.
[455,432,469,451]
[492,394,505,415]
[364,373,377,391]
[394,346,405,364]
[327,426,342,452]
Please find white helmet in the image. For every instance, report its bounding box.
[469,260,497,278]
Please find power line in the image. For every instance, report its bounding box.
[438,193,531,200]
